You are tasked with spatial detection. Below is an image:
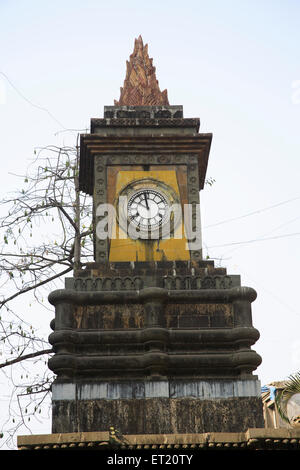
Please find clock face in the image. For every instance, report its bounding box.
[128,189,169,231]
[116,178,181,239]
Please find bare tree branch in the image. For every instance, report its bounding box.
[0,348,53,369]
[0,266,73,309]
[0,138,93,448]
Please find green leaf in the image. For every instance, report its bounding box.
[275,372,300,423]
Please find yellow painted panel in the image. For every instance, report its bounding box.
[109,170,190,262]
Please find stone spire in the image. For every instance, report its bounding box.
[114,35,169,106]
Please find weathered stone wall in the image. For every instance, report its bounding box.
[52,396,264,434]
[48,280,261,381]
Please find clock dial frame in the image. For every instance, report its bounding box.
[116,177,181,239]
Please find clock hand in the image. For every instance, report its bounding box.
[144,192,149,210]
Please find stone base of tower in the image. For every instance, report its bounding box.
[51,379,264,434]
[48,260,264,436]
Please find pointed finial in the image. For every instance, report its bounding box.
[114,36,169,106]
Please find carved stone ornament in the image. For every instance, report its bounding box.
[114,35,169,106]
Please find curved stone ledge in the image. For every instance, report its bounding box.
[48,349,262,377]
[48,286,257,306]
[49,326,260,348]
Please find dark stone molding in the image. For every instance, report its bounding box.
[65,274,238,292]
[91,118,200,132]
[48,284,260,380]
[48,286,257,307]
[103,105,184,120]
[49,326,260,346]
[48,350,261,379]
[49,325,261,374]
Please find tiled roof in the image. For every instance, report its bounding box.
[18,428,300,451]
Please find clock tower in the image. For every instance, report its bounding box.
[48,36,264,434]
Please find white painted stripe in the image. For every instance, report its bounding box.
[52,380,261,401]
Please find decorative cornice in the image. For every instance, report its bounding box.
[91,118,200,131]
[79,134,212,195]
[64,274,237,292]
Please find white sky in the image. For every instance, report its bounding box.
[0,0,300,446]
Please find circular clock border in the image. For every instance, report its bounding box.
[115,177,182,239]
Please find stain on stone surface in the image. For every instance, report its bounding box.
[165,303,233,328]
[74,304,144,329]
[52,397,264,434]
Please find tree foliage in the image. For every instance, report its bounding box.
[275,372,300,424]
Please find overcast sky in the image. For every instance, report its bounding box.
[1,0,300,445]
